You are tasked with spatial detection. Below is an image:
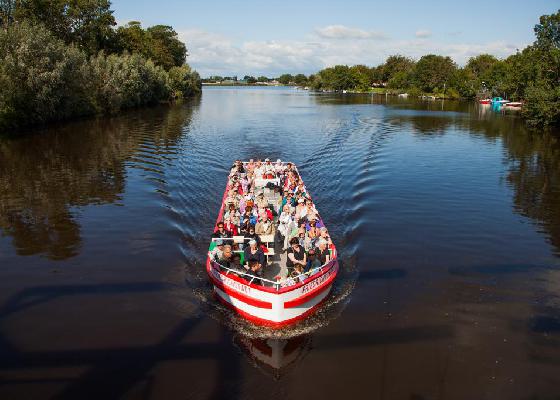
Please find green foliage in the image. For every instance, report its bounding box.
[278,74,294,85]
[243,75,257,83]
[0,22,201,131]
[413,55,457,93]
[0,22,93,129]
[294,73,307,86]
[115,22,186,70]
[522,85,560,127]
[313,65,358,91]
[380,55,415,82]
[349,65,374,91]
[168,65,201,99]
[257,75,269,82]
[10,0,116,54]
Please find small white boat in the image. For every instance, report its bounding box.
[207,161,339,327]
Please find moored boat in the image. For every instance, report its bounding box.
[478,98,491,104]
[504,101,523,108]
[491,97,510,105]
[207,160,339,327]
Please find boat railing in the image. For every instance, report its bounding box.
[210,257,334,292]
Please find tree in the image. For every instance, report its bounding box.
[116,22,187,70]
[0,0,16,27]
[278,74,293,85]
[349,65,373,90]
[146,25,186,69]
[243,75,257,83]
[380,55,415,82]
[413,54,457,92]
[466,54,499,79]
[13,0,116,53]
[294,73,307,86]
[257,75,269,82]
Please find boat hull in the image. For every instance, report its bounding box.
[207,257,339,327]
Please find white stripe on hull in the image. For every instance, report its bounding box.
[215,283,333,323]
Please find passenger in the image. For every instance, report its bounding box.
[306,248,322,272]
[255,214,275,235]
[211,239,225,261]
[241,205,257,227]
[218,245,233,270]
[307,218,319,238]
[275,159,284,175]
[223,217,239,237]
[247,260,263,285]
[239,219,253,236]
[278,204,292,240]
[212,222,230,238]
[255,191,268,210]
[245,225,262,246]
[295,198,306,219]
[264,158,275,178]
[244,239,265,273]
[316,238,331,265]
[287,236,306,275]
[298,231,311,251]
[224,204,240,226]
[246,159,255,173]
[254,160,264,178]
[231,253,244,276]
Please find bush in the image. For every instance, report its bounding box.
[0,22,201,131]
[0,22,93,130]
[90,52,170,113]
[167,64,202,99]
[522,85,560,127]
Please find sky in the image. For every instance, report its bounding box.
[112,0,559,77]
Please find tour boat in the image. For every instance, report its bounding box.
[478,98,491,104]
[206,161,339,328]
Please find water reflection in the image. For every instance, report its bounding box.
[233,334,312,379]
[0,102,198,259]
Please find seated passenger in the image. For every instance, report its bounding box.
[224,204,240,226]
[306,248,322,272]
[316,238,331,265]
[211,239,225,261]
[245,225,262,246]
[307,218,320,239]
[287,237,306,275]
[255,191,268,210]
[255,214,275,235]
[212,222,230,238]
[223,217,239,237]
[230,253,244,275]
[244,239,265,272]
[263,158,275,178]
[241,206,257,227]
[239,219,253,235]
[217,245,233,270]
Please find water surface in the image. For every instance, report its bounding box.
[1,87,560,399]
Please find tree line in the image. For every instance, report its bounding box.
[0,0,201,132]
[305,10,559,127]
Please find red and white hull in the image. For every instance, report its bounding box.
[207,257,338,327]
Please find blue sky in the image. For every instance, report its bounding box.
[112,0,559,77]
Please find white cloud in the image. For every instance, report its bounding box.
[415,29,432,38]
[179,27,527,77]
[315,25,387,40]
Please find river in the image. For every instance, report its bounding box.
[1,86,559,399]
